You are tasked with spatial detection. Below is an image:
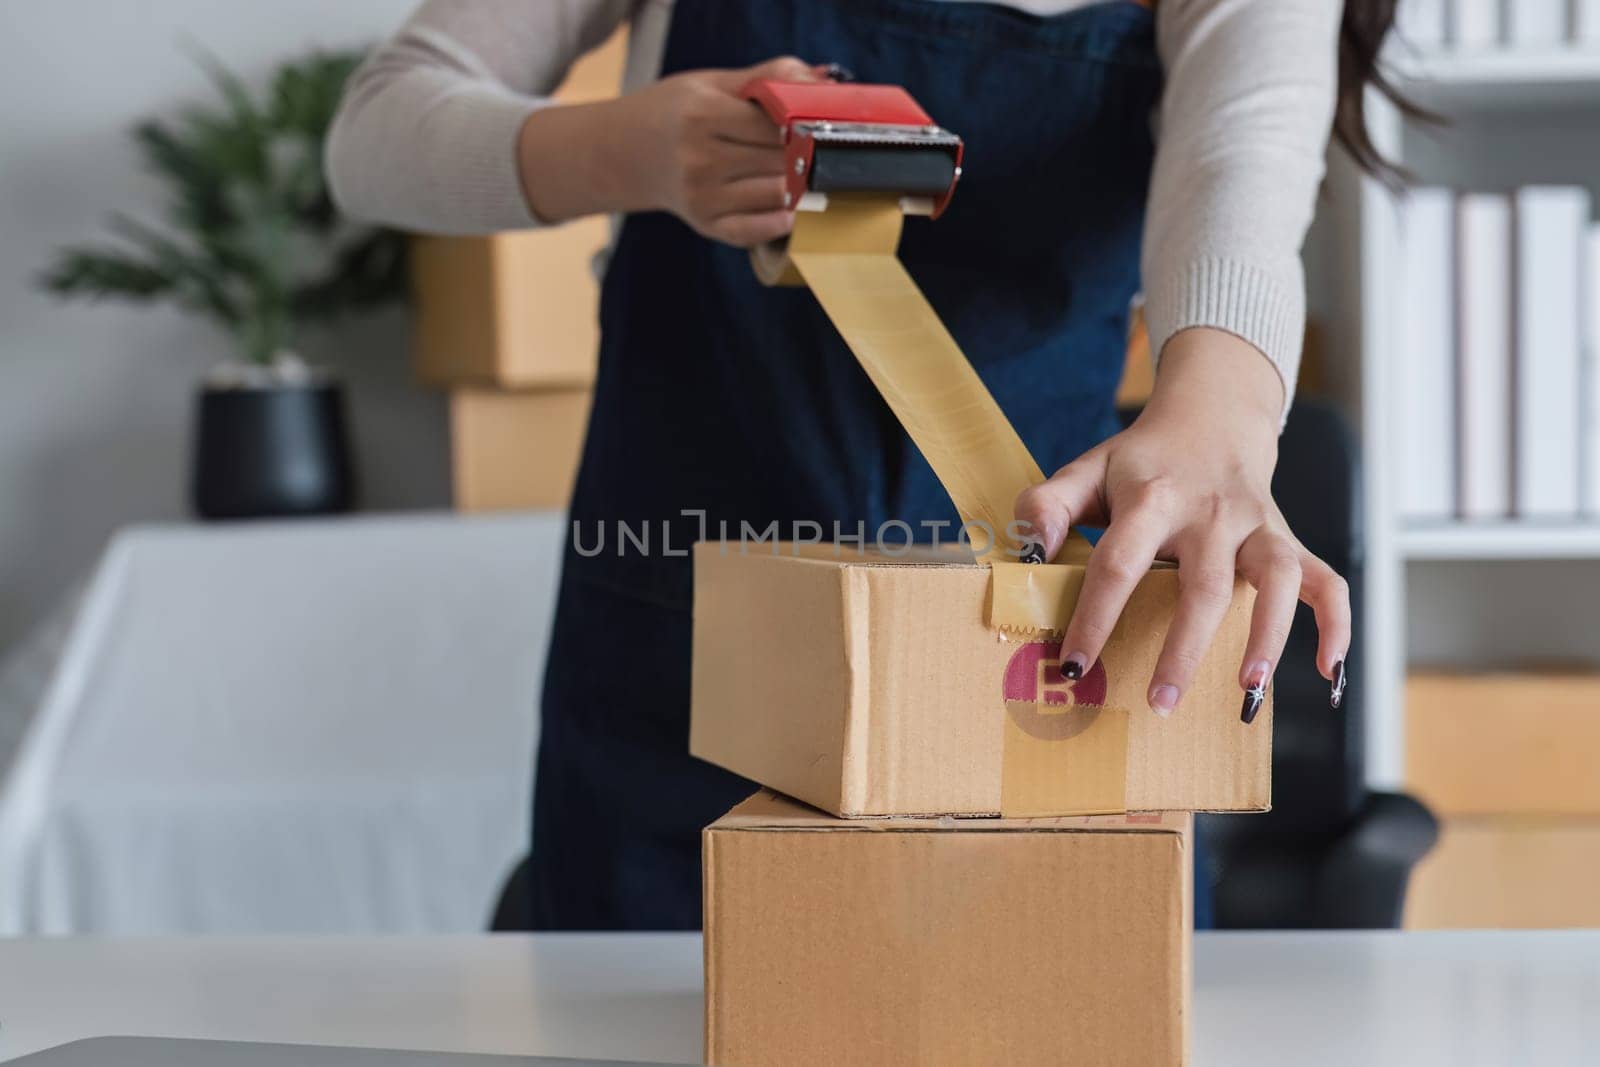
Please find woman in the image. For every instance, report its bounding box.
[330,0,1387,930]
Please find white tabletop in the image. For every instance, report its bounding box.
[1,931,1596,1065]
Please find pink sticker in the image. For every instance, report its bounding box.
[1002,639,1107,705]
[1002,640,1109,742]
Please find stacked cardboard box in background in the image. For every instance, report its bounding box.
[693,543,1273,1065]
[409,31,627,511]
[1406,670,1600,928]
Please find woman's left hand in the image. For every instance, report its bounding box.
[1013,327,1350,720]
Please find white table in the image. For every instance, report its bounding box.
[0,512,568,935]
[1,932,1596,1065]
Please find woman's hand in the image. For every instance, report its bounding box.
[518,56,819,247]
[1013,327,1351,720]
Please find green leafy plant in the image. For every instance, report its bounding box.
[40,49,405,367]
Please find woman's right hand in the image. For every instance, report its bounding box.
[518,56,820,248]
[625,56,822,247]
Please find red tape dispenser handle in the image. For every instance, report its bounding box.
[740,79,964,218]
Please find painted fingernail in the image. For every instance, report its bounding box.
[1150,684,1179,718]
[1240,661,1270,725]
[1330,659,1347,709]
[1240,689,1265,725]
[819,62,855,82]
[1061,653,1087,680]
[1018,540,1047,565]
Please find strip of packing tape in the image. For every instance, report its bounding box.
[758,195,1093,562]
[991,560,1129,815]
[757,197,1119,814]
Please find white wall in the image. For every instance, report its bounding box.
[0,0,445,653]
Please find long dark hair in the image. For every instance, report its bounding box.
[1335,0,1424,181]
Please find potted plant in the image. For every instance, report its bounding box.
[40,50,406,519]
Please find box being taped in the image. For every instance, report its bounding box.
[704,790,1192,1067]
[690,542,1270,817]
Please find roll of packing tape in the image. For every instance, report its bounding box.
[755,196,1092,562]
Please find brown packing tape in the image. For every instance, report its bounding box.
[758,196,1092,561]
[991,560,1131,815]
[1002,701,1130,817]
[989,558,1088,637]
[988,553,1172,636]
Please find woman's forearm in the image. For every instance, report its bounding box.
[1143,0,1340,423]
[516,97,654,224]
[1144,326,1285,453]
[325,0,632,234]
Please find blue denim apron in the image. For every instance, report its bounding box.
[528,0,1174,930]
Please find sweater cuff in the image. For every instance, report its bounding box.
[1144,257,1303,427]
[420,86,547,232]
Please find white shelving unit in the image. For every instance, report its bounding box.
[1398,48,1600,108]
[1340,43,1600,788]
[1399,523,1600,560]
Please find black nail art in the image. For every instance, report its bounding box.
[1241,683,1266,725]
[1018,540,1046,565]
[1330,659,1347,709]
[1061,657,1084,681]
[822,62,856,82]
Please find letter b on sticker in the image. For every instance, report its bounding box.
[1002,640,1108,741]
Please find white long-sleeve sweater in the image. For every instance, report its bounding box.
[327,0,1341,408]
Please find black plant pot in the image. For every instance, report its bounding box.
[191,380,356,519]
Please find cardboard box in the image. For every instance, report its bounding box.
[1406,670,1600,815]
[450,388,591,512]
[552,26,629,104]
[1115,304,1154,407]
[704,790,1192,1067]
[412,219,608,389]
[690,544,1270,817]
[409,29,626,388]
[1406,816,1600,929]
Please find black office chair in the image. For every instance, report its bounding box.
[1195,398,1437,929]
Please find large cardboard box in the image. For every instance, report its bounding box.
[450,388,591,512]
[704,790,1192,1067]
[408,29,626,388]
[691,544,1269,818]
[1406,670,1600,815]
[1406,816,1600,929]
